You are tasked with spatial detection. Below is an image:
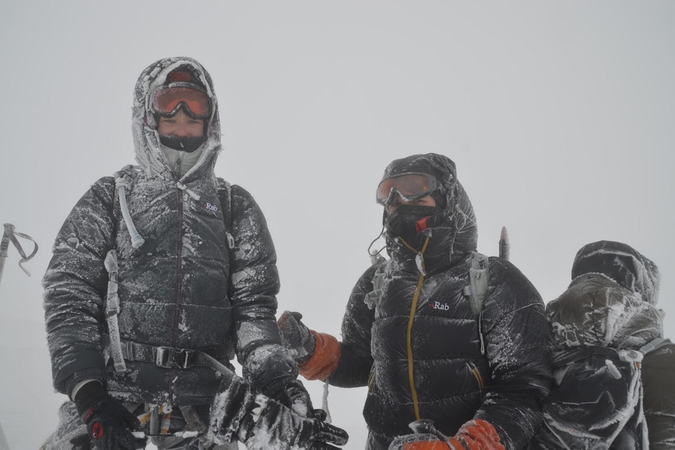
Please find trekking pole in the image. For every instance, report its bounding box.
[0,223,38,288]
[499,226,510,261]
[0,423,8,450]
[0,224,37,450]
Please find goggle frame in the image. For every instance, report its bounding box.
[150,83,212,120]
[376,172,439,206]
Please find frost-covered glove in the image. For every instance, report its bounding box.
[208,376,349,450]
[388,419,504,450]
[242,344,319,418]
[278,311,341,381]
[275,378,322,418]
[278,311,316,364]
[73,381,147,450]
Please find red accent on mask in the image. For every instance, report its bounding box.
[91,421,104,439]
[415,217,429,233]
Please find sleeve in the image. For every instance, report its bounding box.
[472,258,553,449]
[42,177,117,395]
[326,264,378,388]
[228,185,297,395]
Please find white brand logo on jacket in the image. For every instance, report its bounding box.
[428,301,450,311]
[200,201,219,212]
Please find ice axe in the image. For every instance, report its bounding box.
[0,223,38,287]
[499,226,510,261]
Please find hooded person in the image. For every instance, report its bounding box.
[278,153,553,450]
[41,57,348,450]
[529,240,675,450]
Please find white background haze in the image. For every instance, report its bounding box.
[1,2,674,449]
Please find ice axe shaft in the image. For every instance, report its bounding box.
[0,422,9,450]
[499,226,510,261]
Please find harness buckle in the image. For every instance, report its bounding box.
[155,346,195,369]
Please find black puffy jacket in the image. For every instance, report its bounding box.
[328,154,552,449]
[43,57,295,406]
[530,240,669,449]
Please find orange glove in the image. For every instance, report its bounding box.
[278,311,341,381]
[299,331,341,381]
[396,419,504,450]
[447,419,504,450]
[402,441,451,450]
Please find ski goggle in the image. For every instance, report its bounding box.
[376,172,438,205]
[150,85,211,119]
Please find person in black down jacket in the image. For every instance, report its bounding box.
[529,240,675,449]
[41,57,347,450]
[278,153,553,450]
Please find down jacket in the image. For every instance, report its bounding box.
[327,154,553,450]
[43,57,295,407]
[530,240,668,449]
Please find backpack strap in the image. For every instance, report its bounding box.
[216,179,235,251]
[364,254,388,310]
[463,252,490,318]
[461,252,490,355]
[640,337,672,355]
[104,249,127,373]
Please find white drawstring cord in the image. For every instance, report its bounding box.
[115,177,145,249]
[176,182,201,201]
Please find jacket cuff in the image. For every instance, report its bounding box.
[54,349,106,395]
[299,331,340,381]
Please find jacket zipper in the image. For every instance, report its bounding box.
[401,236,430,421]
[169,187,185,402]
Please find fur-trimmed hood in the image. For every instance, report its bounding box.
[380,153,478,268]
[571,240,660,305]
[131,56,222,182]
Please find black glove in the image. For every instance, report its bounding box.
[278,311,316,364]
[208,376,348,450]
[275,378,325,419]
[73,381,147,450]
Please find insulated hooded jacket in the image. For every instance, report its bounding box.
[530,240,667,449]
[43,57,295,407]
[327,154,553,449]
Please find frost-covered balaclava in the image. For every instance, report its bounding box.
[132,57,222,181]
[380,153,478,263]
[571,240,661,305]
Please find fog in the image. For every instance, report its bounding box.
[1,2,674,448]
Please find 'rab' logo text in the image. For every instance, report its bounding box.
[200,202,219,212]
[428,301,450,311]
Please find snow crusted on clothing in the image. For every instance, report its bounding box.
[530,240,664,450]
[549,240,664,350]
[328,153,551,450]
[43,57,295,409]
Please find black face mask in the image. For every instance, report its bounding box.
[385,205,441,241]
[159,135,207,153]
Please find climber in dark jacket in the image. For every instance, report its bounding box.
[530,240,675,450]
[279,153,553,450]
[41,57,347,450]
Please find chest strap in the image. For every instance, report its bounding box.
[120,341,234,372]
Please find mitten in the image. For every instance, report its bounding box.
[73,381,147,450]
[208,376,348,450]
[278,311,316,364]
[447,419,504,450]
[388,419,504,450]
[278,311,341,381]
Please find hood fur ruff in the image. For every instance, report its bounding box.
[131,57,222,182]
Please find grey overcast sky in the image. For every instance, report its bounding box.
[1,2,674,448]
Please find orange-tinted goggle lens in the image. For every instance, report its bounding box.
[152,87,211,119]
[376,173,438,205]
